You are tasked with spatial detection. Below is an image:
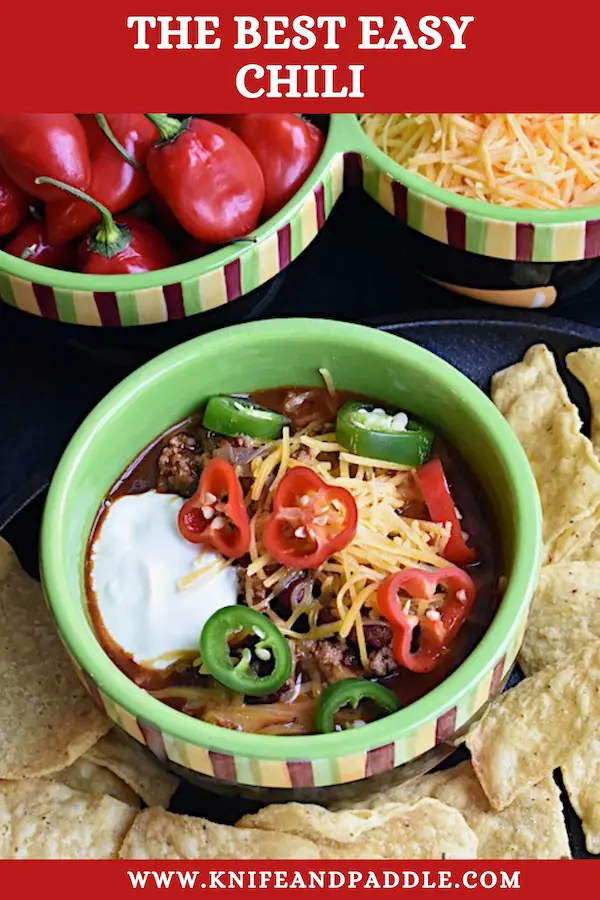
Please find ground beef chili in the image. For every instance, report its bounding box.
[157,432,204,496]
[86,386,502,733]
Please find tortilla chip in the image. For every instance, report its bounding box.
[0,779,136,859]
[562,739,600,854]
[519,562,600,675]
[119,807,321,859]
[545,514,600,564]
[467,641,600,810]
[0,538,109,778]
[85,729,178,808]
[567,348,600,457]
[512,562,600,853]
[49,756,141,807]
[331,761,569,859]
[491,344,600,562]
[237,798,478,859]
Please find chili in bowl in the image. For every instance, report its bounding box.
[85,384,500,736]
[41,319,541,801]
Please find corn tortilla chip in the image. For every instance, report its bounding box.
[237,799,478,859]
[331,761,569,859]
[119,807,321,859]
[491,344,600,562]
[512,562,600,854]
[562,739,600,855]
[467,641,600,810]
[0,538,109,778]
[85,729,178,808]
[545,513,600,564]
[49,756,141,807]
[567,348,600,457]
[519,563,600,675]
[0,779,136,859]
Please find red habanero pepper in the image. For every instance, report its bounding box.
[0,114,90,202]
[378,567,476,674]
[306,120,325,156]
[417,458,476,566]
[144,114,265,244]
[35,177,175,276]
[178,458,251,559]
[231,114,325,219]
[78,214,176,275]
[4,219,77,270]
[45,114,156,246]
[263,467,358,570]
[0,167,29,237]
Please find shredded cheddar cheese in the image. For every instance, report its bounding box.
[242,429,453,666]
[251,446,284,501]
[176,556,231,591]
[361,113,600,209]
[319,367,336,396]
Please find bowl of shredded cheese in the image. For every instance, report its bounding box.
[360,114,600,211]
[344,114,600,308]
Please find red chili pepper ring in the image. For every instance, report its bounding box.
[178,458,251,559]
[377,566,476,674]
[263,467,358,569]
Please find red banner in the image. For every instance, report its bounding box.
[0,861,590,896]
[1,1,599,111]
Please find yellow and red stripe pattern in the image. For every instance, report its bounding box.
[362,160,600,264]
[69,597,528,790]
[0,154,345,327]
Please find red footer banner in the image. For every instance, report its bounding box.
[0,861,590,896]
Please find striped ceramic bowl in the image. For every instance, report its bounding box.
[40,319,542,801]
[338,115,600,310]
[3,114,599,324]
[0,117,347,327]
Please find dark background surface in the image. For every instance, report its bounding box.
[2,186,600,506]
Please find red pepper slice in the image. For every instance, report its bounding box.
[417,458,476,566]
[178,458,250,559]
[263,467,357,569]
[378,567,476,674]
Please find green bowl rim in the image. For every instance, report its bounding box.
[0,120,343,292]
[341,113,600,225]
[40,318,542,761]
[2,114,598,298]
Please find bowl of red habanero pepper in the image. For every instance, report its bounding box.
[0,113,337,329]
[3,113,596,331]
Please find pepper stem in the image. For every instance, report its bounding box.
[145,113,188,144]
[34,177,131,259]
[94,115,141,169]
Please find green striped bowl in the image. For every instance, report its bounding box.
[3,114,599,325]
[40,319,542,796]
[0,119,348,327]
[342,116,600,264]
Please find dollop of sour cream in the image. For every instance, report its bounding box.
[90,491,238,669]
